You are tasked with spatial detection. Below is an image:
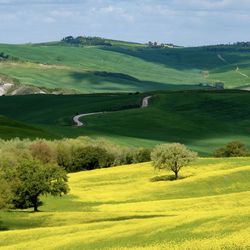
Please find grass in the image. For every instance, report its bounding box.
[78,90,250,154]
[1,43,250,93]
[0,115,52,139]
[0,157,249,249]
[0,90,250,154]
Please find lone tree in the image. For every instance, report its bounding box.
[214,141,248,157]
[151,143,197,180]
[4,160,69,212]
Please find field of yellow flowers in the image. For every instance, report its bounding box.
[0,158,249,249]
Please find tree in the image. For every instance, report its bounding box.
[56,142,72,170]
[151,143,197,180]
[71,146,114,172]
[29,141,54,164]
[133,148,151,163]
[0,174,12,209]
[148,41,153,47]
[4,160,69,212]
[214,141,248,157]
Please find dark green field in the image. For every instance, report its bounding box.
[0,90,249,154]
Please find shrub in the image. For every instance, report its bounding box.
[214,141,248,157]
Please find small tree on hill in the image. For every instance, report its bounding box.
[151,143,197,180]
[4,160,69,212]
[214,141,248,157]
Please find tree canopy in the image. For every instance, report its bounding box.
[214,141,249,157]
[151,143,197,180]
[2,159,69,212]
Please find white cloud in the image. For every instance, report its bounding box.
[0,0,250,45]
[42,16,56,23]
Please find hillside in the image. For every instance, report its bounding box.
[1,41,250,94]
[0,90,249,154]
[0,158,249,249]
[0,115,53,139]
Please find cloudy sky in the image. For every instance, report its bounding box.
[0,0,250,46]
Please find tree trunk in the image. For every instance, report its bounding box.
[174,170,178,180]
[32,196,39,212]
[34,203,38,212]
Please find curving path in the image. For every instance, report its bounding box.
[73,96,152,127]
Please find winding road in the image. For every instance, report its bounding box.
[73,96,152,127]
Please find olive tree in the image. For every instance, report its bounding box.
[151,143,197,180]
[3,159,69,212]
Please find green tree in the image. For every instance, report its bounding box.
[71,146,114,172]
[4,160,69,212]
[214,141,248,157]
[29,140,54,164]
[151,143,197,180]
[0,174,11,209]
[133,148,151,163]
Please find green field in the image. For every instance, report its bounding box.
[0,158,249,249]
[0,90,250,154]
[0,115,52,140]
[1,42,250,93]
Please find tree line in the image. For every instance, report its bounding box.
[0,137,151,211]
[0,138,248,212]
[61,36,112,46]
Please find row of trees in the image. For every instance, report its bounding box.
[0,139,196,212]
[147,42,178,48]
[0,138,249,212]
[0,137,152,211]
[148,41,165,48]
[61,36,112,46]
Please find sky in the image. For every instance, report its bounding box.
[0,0,250,46]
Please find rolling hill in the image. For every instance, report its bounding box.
[0,115,53,140]
[0,158,249,249]
[1,41,250,94]
[0,90,249,154]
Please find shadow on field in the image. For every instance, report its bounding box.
[150,175,187,182]
[0,221,9,231]
[69,71,202,92]
[86,214,173,224]
[101,46,250,71]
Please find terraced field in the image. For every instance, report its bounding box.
[0,158,249,249]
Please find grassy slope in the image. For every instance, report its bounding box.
[1,43,250,93]
[0,93,143,141]
[0,94,142,125]
[0,115,53,139]
[67,90,250,154]
[0,91,250,154]
[0,158,249,249]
